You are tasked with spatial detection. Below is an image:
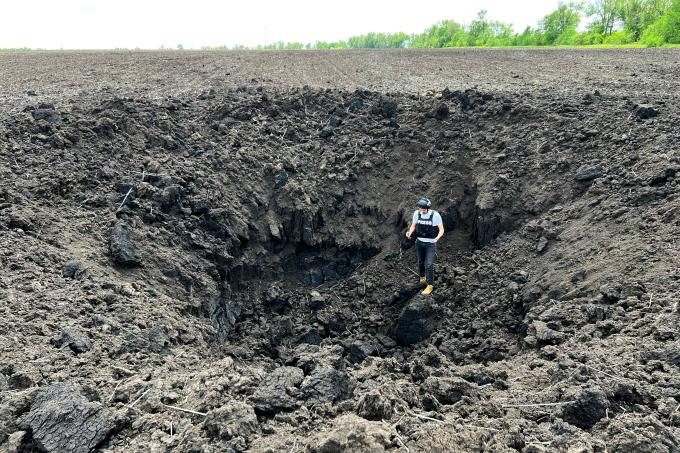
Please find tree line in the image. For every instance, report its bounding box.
[202,0,679,50]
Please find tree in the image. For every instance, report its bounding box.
[411,20,464,47]
[619,0,671,40]
[468,10,495,45]
[641,0,680,44]
[513,26,546,46]
[345,32,410,48]
[620,0,647,38]
[540,2,583,43]
[466,10,514,46]
[313,40,347,49]
[587,0,623,35]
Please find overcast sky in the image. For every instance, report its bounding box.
[1,0,566,49]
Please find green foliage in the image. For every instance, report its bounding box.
[641,0,680,44]
[512,27,542,46]
[313,40,348,49]
[198,0,678,51]
[411,12,514,47]
[467,10,493,45]
[640,28,666,44]
[540,2,582,44]
[467,11,515,46]
[579,31,607,43]
[603,29,636,42]
[555,29,581,44]
[412,20,465,47]
[347,32,409,48]
[586,0,623,35]
[620,0,672,40]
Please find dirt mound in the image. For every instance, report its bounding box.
[1,79,679,452]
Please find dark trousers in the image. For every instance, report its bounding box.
[415,240,436,285]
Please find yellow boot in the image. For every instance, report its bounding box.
[419,276,426,284]
[422,285,433,295]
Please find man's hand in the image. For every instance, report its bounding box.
[405,230,412,239]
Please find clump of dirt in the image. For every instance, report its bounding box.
[1,80,679,452]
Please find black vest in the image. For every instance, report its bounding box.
[415,211,438,239]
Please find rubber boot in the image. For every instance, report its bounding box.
[419,276,426,284]
[422,285,433,295]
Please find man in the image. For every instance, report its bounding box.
[405,198,444,295]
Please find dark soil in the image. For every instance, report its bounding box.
[1,49,679,452]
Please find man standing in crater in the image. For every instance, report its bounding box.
[405,198,444,295]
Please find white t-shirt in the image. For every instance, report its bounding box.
[412,210,442,243]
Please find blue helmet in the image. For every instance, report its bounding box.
[416,198,431,208]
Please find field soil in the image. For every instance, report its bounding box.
[1,49,680,452]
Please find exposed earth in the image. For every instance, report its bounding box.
[1,49,679,452]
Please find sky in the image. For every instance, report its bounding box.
[0,0,566,49]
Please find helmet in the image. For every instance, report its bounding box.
[416,198,431,208]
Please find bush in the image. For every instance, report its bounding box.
[641,0,680,46]
[555,29,581,45]
[512,27,539,46]
[579,32,605,45]
[603,30,635,45]
[641,28,666,46]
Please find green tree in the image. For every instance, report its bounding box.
[513,26,546,45]
[410,13,513,48]
[587,0,623,35]
[540,2,583,44]
[313,40,347,49]
[641,0,680,44]
[346,32,410,48]
[619,0,671,40]
[467,10,492,44]
[411,20,464,47]
[487,21,515,46]
[620,0,647,38]
[465,11,514,46]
